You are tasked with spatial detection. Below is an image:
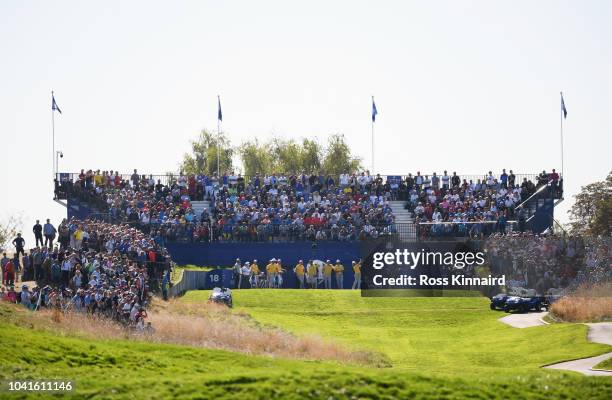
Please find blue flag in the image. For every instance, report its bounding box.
[218,96,222,122]
[372,97,378,122]
[52,93,62,114]
[561,92,567,119]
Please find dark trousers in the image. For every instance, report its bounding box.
[61,270,70,285]
[15,247,25,257]
[35,234,44,247]
[44,235,55,248]
[34,264,43,281]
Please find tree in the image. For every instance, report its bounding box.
[239,139,274,177]
[300,138,323,174]
[568,171,612,236]
[0,213,23,252]
[322,134,362,177]
[181,129,233,175]
[271,138,304,174]
[238,137,326,176]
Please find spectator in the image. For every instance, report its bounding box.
[43,219,57,248]
[33,220,43,247]
[12,233,25,257]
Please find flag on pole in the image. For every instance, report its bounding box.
[561,92,567,119]
[217,96,222,122]
[52,93,62,114]
[371,97,378,122]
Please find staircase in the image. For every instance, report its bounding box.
[191,200,210,221]
[515,185,563,234]
[389,200,417,241]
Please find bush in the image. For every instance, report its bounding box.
[550,283,612,322]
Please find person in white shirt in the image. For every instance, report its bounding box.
[340,173,349,187]
[130,304,140,322]
[432,210,442,222]
[442,171,450,191]
[486,172,495,187]
[240,262,251,289]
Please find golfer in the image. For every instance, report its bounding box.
[352,260,361,289]
[334,259,344,289]
[322,260,333,289]
[294,260,305,288]
[266,258,276,288]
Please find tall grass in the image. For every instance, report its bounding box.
[26,300,385,366]
[550,283,612,322]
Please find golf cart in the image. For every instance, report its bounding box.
[208,287,233,308]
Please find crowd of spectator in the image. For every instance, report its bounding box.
[485,232,610,294]
[56,169,399,242]
[410,169,562,238]
[211,171,396,242]
[1,218,171,331]
[54,168,562,242]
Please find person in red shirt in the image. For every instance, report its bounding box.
[4,260,15,286]
[549,168,560,197]
[148,249,157,263]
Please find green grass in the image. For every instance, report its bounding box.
[1,291,612,399]
[183,290,611,377]
[594,357,612,371]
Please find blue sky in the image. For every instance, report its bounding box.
[1,0,610,243]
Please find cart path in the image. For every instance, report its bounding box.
[498,312,548,328]
[544,352,612,376]
[586,322,612,346]
[500,313,612,375]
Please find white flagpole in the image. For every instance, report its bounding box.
[560,91,564,178]
[371,95,375,173]
[52,90,56,180]
[217,95,221,177]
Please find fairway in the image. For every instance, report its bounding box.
[183,290,612,376]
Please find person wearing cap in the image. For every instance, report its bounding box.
[306,260,317,289]
[275,259,284,288]
[334,260,344,289]
[249,260,260,288]
[266,259,276,288]
[240,262,251,289]
[323,260,334,289]
[352,260,361,289]
[20,285,32,309]
[294,260,305,289]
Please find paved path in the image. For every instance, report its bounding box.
[544,352,612,376]
[586,322,612,346]
[498,312,548,328]
[499,313,612,375]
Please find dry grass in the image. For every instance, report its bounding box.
[25,299,386,367]
[550,283,612,322]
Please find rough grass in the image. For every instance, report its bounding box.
[17,300,382,366]
[550,283,612,322]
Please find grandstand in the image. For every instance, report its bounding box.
[53,169,564,267]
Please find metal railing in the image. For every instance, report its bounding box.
[56,171,546,187]
[417,220,520,238]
